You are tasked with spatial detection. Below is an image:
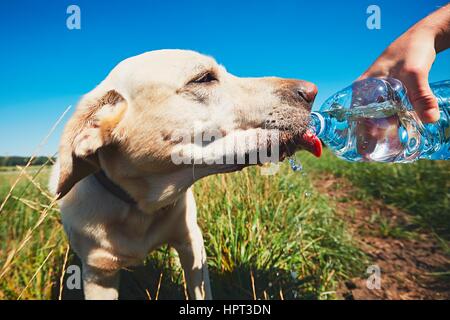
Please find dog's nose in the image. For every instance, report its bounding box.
[295,80,318,105]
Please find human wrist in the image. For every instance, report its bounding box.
[416,5,450,52]
[434,25,450,52]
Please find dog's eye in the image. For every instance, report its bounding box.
[191,72,217,84]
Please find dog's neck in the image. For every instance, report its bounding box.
[94,170,137,205]
[96,149,215,213]
[93,168,183,213]
[96,164,200,214]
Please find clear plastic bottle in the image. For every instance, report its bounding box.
[310,78,449,162]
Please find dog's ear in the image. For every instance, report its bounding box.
[56,90,127,199]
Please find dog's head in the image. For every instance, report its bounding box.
[57,50,320,205]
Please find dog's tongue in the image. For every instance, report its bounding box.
[302,130,322,157]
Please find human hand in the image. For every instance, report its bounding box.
[353,5,450,159]
[358,27,439,123]
[359,4,450,123]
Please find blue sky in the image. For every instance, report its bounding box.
[0,0,449,156]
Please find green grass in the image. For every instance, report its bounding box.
[0,160,365,300]
[0,166,66,299]
[0,165,43,172]
[2,151,447,299]
[194,165,364,299]
[302,149,450,244]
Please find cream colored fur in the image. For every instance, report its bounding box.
[51,49,316,300]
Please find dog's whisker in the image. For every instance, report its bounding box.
[49,49,316,300]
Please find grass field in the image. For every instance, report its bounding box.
[0,151,448,300]
[302,153,450,249]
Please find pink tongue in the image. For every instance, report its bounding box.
[302,130,322,158]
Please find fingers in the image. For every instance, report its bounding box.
[401,67,440,123]
[357,67,387,82]
[357,71,369,81]
[358,66,440,124]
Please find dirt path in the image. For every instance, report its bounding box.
[313,175,450,300]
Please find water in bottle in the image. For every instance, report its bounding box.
[310,78,449,162]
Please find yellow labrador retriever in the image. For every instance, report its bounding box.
[49,49,321,300]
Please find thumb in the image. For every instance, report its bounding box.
[402,71,440,123]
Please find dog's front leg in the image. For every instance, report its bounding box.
[82,264,120,300]
[173,224,212,300]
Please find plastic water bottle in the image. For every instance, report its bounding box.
[310,78,449,162]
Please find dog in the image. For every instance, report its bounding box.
[49,49,321,300]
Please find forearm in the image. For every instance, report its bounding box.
[414,3,450,52]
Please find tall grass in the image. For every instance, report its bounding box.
[195,164,365,299]
[0,160,365,300]
[302,149,450,242]
[0,167,66,299]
